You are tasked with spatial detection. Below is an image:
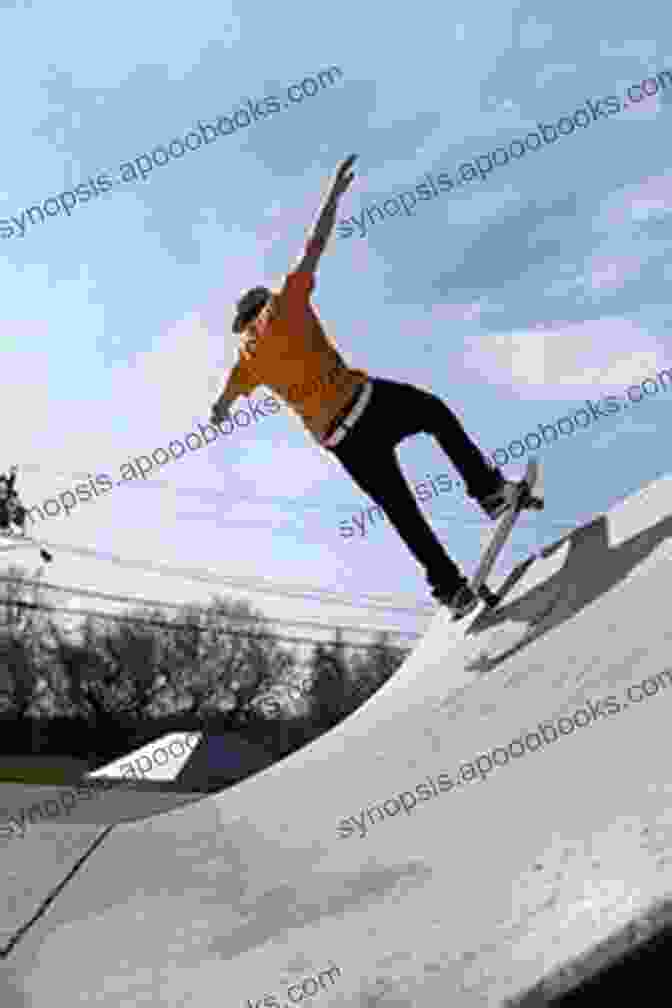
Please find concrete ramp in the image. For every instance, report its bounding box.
[3,475,672,1006]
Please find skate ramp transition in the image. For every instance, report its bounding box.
[3,475,672,1005]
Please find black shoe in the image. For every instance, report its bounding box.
[432,580,479,620]
[480,480,519,520]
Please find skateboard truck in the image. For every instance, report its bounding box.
[478,584,501,608]
[520,485,544,511]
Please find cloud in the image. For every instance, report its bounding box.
[585,254,644,292]
[602,175,672,229]
[462,316,666,397]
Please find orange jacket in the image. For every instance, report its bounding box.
[223,270,368,444]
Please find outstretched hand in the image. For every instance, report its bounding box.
[210,400,231,426]
[330,154,357,199]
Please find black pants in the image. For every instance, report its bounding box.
[328,377,504,594]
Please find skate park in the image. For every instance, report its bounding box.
[2,475,672,1004]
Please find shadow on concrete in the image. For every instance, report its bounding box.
[463,511,672,677]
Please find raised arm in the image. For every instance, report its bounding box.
[210,157,357,426]
[295,155,358,274]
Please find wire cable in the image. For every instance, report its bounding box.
[0,574,422,642]
[8,535,435,615]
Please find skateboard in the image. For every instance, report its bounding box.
[466,457,544,614]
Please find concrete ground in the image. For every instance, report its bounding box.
[2,476,672,1006]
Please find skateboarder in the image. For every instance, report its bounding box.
[0,465,22,532]
[0,466,53,562]
[210,155,520,619]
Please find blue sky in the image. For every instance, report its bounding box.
[1,0,671,639]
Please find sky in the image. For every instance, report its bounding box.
[0,0,671,644]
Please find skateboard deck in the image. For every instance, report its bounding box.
[468,458,544,613]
